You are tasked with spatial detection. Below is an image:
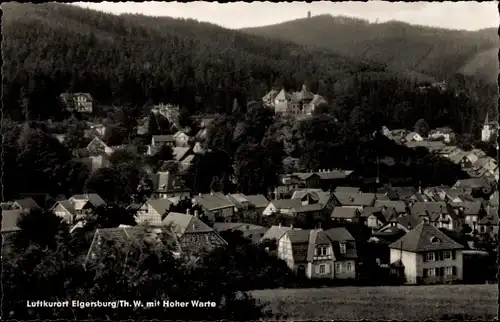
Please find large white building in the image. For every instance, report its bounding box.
[262,84,327,116]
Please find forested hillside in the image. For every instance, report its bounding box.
[2,3,383,120]
[1,3,494,135]
[242,15,498,84]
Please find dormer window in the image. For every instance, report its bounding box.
[339,242,346,254]
[430,236,441,244]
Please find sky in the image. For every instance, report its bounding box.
[73,1,498,31]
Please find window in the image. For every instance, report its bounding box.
[425,252,435,262]
[335,262,342,273]
[443,251,452,260]
[339,242,346,254]
[316,247,328,256]
[445,267,453,276]
[427,268,436,277]
[319,264,326,274]
[347,262,353,272]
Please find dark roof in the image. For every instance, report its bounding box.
[213,222,265,232]
[162,212,214,235]
[194,193,234,211]
[260,225,296,242]
[374,200,407,214]
[244,194,269,208]
[449,202,483,216]
[316,170,352,180]
[454,178,490,189]
[147,199,171,216]
[60,92,93,101]
[1,210,23,232]
[389,222,464,252]
[331,207,359,219]
[270,199,303,210]
[70,194,106,208]
[323,227,355,241]
[12,198,40,210]
[410,202,448,216]
[334,192,376,207]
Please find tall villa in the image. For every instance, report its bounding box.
[481,112,497,142]
[262,84,327,117]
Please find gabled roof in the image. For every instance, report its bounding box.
[147,198,171,216]
[323,227,355,241]
[60,92,93,101]
[87,137,109,150]
[269,199,303,210]
[454,178,490,189]
[274,88,292,101]
[334,192,376,207]
[449,202,483,216]
[52,200,76,215]
[260,225,298,242]
[194,193,234,211]
[1,210,23,232]
[245,194,269,208]
[213,222,265,232]
[291,172,319,181]
[389,222,464,252]
[374,200,407,214]
[12,198,40,210]
[162,212,214,235]
[70,194,106,208]
[410,202,448,216]
[291,189,323,203]
[316,170,352,180]
[295,84,314,101]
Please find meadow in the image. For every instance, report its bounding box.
[251,284,498,320]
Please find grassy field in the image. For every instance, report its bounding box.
[251,284,497,320]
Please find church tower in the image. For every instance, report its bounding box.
[481,112,495,142]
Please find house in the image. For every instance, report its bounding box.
[85,225,182,264]
[361,207,387,230]
[1,210,23,233]
[291,189,325,205]
[87,137,114,156]
[263,199,306,216]
[436,146,459,158]
[453,178,492,195]
[172,147,195,171]
[212,222,268,244]
[404,132,424,142]
[274,174,301,199]
[78,154,110,172]
[51,194,106,224]
[226,193,250,212]
[277,227,357,279]
[449,202,485,232]
[472,156,498,176]
[244,194,270,213]
[173,131,190,147]
[447,151,473,168]
[260,224,299,243]
[465,149,487,164]
[11,198,40,213]
[193,192,235,220]
[330,207,360,222]
[263,84,327,116]
[489,190,499,206]
[410,202,460,231]
[291,172,321,188]
[388,222,464,284]
[135,198,171,226]
[147,135,175,155]
[476,206,499,237]
[162,212,227,252]
[428,127,455,143]
[316,169,354,190]
[333,192,376,209]
[149,171,191,199]
[53,133,67,143]
[59,92,93,113]
[151,103,180,127]
[374,200,407,215]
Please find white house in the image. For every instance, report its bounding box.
[388,222,464,284]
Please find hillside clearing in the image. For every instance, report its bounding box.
[251,284,497,320]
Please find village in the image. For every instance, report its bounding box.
[2,90,498,287]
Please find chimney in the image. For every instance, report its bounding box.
[186,208,190,216]
[290,224,293,229]
[278,222,282,228]
[194,210,199,217]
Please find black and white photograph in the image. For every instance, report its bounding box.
[1,1,498,320]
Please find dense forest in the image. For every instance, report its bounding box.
[242,14,498,85]
[2,3,383,120]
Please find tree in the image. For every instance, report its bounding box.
[108,148,140,166]
[84,167,123,204]
[414,118,430,137]
[146,145,174,173]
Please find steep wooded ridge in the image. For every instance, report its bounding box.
[242,15,498,84]
[2,3,386,119]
